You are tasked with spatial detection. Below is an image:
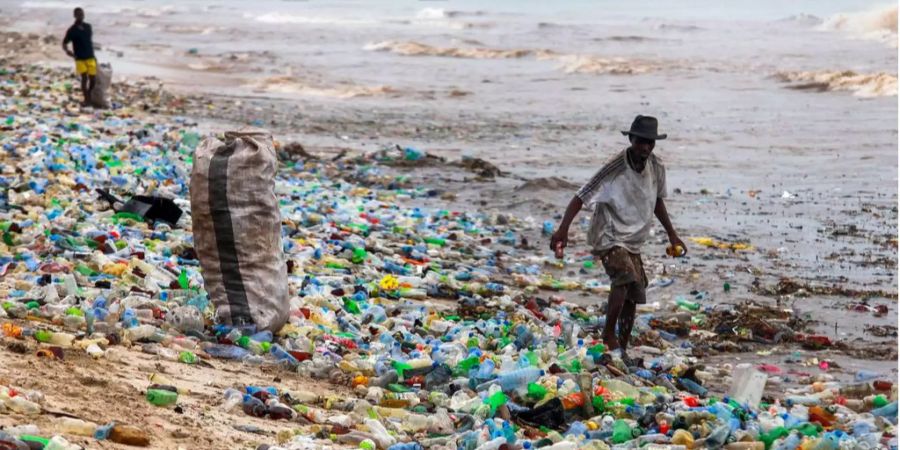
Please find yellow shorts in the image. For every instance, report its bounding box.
[75,58,97,76]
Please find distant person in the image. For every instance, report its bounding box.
[62,7,96,106]
[550,115,686,360]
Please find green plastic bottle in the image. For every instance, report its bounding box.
[34,330,53,343]
[146,389,178,406]
[760,426,789,448]
[592,395,605,412]
[612,419,633,444]
[391,360,413,379]
[455,356,480,375]
[484,391,508,416]
[676,298,701,311]
[178,351,197,365]
[527,383,548,401]
[343,297,361,314]
[793,422,822,437]
[423,236,446,247]
[178,270,189,290]
[351,247,367,264]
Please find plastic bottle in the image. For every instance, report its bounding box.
[724,443,765,450]
[146,388,178,407]
[703,424,731,447]
[242,394,267,417]
[871,401,898,422]
[44,436,79,450]
[59,417,98,436]
[364,418,397,449]
[675,298,700,311]
[271,344,300,368]
[679,378,708,397]
[671,429,695,447]
[474,437,506,450]
[7,396,41,415]
[544,442,577,450]
[166,305,204,333]
[478,368,544,392]
[222,388,243,411]
[204,343,250,360]
[772,432,803,450]
[612,420,636,444]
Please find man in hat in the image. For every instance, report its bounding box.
[62,7,96,106]
[550,115,686,359]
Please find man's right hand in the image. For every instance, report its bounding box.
[65,50,75,58]
[550,230,568,258]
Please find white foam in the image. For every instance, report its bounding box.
[252,12,375,26]
[775,70,897,97]
[246,76,396,99]
[819,4,898,47]
[416,7,447,20]
[20,1,71,9]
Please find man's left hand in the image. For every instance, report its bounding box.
[669,235,687,257]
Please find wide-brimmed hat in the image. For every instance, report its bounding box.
[621,115,667,140]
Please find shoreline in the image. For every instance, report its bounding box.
[0,29,895,449]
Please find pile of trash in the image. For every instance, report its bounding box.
[0,63,896,450]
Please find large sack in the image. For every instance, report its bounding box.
[90,62,112,109]
[190,128,288,332]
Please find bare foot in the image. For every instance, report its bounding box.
[602,335,620,351]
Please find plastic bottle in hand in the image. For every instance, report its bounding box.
[554,241,564,259]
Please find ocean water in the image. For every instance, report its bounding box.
[2,1,898,291]
[5,0,898,185]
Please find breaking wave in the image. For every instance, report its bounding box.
[550,54,661,75]
[365,40,663,75]
[777,14,823,26]
[415,8,485,19]
[250,12,375,26]
[819,5,898,47]
[774,70,897,97]
[654,23,704,32]
[595,35,657,42]
[247,76,398,99]
[364,40,535,59]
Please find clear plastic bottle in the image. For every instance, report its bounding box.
[166,305,204,334]
[59,417,98,436]
[477,367,544,392]
[7,396,41,415]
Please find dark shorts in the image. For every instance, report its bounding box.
[594,246,648,304]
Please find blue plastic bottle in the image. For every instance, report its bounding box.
[565,421,588,437]
[204,344,250,360]
[270,344,300,368]
[871,401,898,424]
[387,443,423,450]
[678,377,708,397]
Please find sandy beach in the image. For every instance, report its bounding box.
[0,1,897,449]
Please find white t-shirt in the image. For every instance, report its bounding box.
[575,149,666,254]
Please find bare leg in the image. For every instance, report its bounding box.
[80,74,89,105]
[617,297,636,354]
[602,285,627,350]
[618,283,645,355]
